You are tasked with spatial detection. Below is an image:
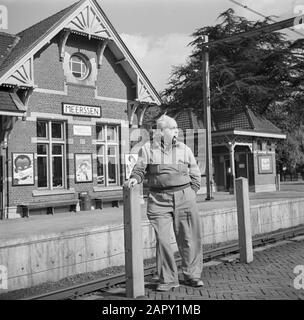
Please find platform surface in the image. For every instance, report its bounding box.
[0,181,304,242]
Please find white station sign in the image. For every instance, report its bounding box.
[62,103,101,118]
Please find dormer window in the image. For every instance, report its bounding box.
[69,54,90,80]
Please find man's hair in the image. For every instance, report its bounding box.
[156,115,177,130]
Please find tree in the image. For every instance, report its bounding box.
[162,8,304,169]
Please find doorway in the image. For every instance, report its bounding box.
[234,146,254,188]
[224,157,231,191]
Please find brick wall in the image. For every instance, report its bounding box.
[34,37,65,91]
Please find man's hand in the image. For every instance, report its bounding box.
[127,178,138,188]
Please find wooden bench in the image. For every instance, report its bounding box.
[20,199,79,218]
[93,195,122,210]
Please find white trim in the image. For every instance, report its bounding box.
[0,111,24,117]
[233,130,286,139]
[35,85,68,96]
[97,39,108,68]
[94,90,130,103]
[254,184,276,193]
[5,57,34,87]
[212,130,286,139]
[93,186,122,192]
[0,0,161,105]
[32,188,76,197]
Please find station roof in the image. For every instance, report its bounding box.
[212,107,281,134]
[170,107,286,140]
[0,91,26,116]
[212,107,286,139]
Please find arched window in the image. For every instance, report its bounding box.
[69,54,90,80]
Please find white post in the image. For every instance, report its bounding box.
[228,142,235,194]
[123,182,145,298]
[235,177,253,263]
[276,174,281,191]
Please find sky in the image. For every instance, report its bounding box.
[1,0,303,92]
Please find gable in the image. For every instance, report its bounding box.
[0,0,161,105]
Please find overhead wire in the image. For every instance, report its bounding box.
[228,0,304,38]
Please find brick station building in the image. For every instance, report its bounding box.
[0,0,161,219]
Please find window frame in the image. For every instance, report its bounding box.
[37,120,67,190]
[69,53,91,81]
[96,124,120,187]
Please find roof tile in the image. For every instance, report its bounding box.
[0,32,19,67]
[0,1,80,77]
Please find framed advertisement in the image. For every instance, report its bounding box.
[125,153,138,179]
[258,155,273,174]
[75,153,93,183]
[12,153,35,186]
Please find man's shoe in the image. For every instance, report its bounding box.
[184,278,204,287]
[151,273,159,281]
[156,282,179,292]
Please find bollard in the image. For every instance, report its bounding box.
[235,177,253,263]
[276,174,281,191]
[123,182,145,298]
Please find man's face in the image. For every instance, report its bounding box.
[162,120,179,142]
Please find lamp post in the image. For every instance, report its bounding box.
[201,35,213,201]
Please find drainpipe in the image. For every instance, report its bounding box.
[1,117,16,219]
[5,141,9,219]
[0,147,4,220]
[0,138,7,220]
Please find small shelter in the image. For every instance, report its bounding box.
[172,107,286,193]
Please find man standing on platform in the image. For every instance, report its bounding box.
[127,115,203,291]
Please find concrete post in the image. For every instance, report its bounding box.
[276,174,281,191]
[235,177,253,263]
[229,143,235,194]
[123,182,145,298]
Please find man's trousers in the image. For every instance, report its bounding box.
[147,186,203,283]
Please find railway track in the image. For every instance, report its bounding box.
[24,224,304,300]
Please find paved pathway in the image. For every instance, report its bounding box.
[98,237,304,300]
[146,238,304,300]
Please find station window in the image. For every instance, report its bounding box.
[69,54,91,80]
[96,124,120,186]
[36,120,66,189]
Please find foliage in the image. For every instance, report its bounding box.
[162,8,304,170]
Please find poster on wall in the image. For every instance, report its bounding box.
[12,153,34,186]
[125,154,138,179]
[258,155,273,174]
[75,154,93,183]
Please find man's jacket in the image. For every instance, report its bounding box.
[130,138,201,192]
